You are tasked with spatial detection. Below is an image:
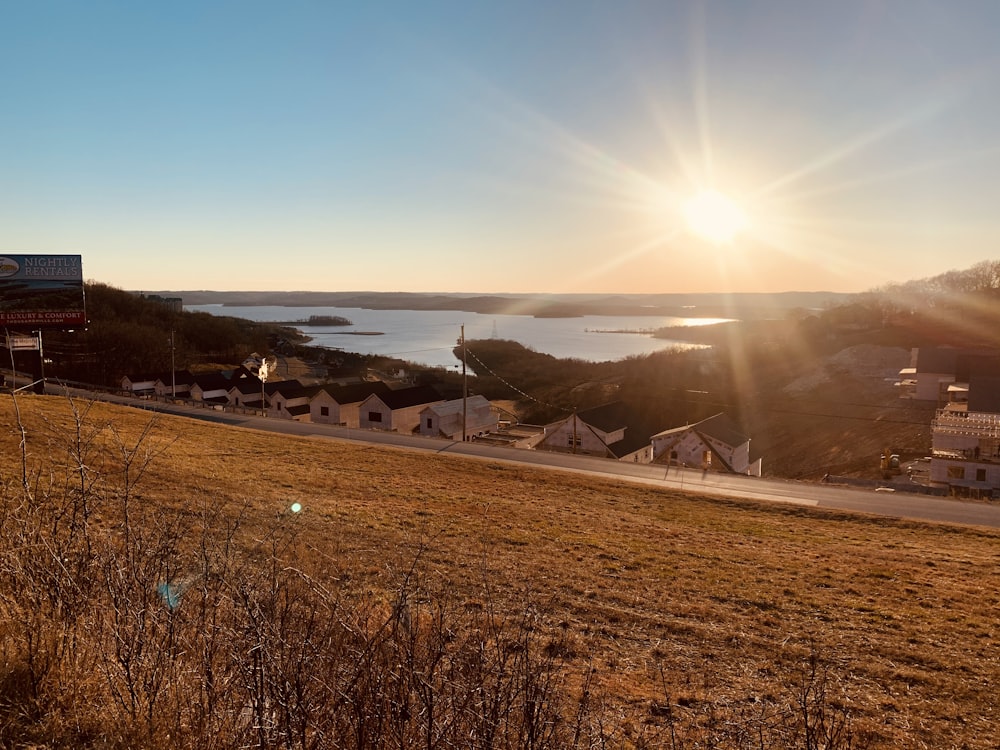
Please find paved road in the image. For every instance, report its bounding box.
[91,392,1000,531]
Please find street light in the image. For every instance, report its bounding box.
[259,356,272,417]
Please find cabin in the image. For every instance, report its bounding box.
[269,383,324,421]
[535,402,653,462]
[120,372,160,396]
[418,395,494,440]
[310,381,392,427]
[358,385,445,433]
[228,379,266,411]
[153,370,194,399]
[189,373,234,404]
[651,413,761,476]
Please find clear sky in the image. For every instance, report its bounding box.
[4,1,1000,295]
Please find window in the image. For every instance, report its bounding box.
[567,435,581,448]
[369,411,383,423]
[976,468,987,482]
[947,466,965,479]
[426,418,433,428]
[320,406,329,417]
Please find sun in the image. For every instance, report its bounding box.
[681,189,748,245]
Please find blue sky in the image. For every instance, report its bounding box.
[3,1,1000,294]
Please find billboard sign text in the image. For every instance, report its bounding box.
[0,254,86,328]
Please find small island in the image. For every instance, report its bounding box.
[274,315,353,327]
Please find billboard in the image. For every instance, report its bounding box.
[0,254,86,328]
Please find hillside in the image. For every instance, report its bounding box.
[1,394,997,748]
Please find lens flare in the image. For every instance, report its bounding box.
[681,189,748,245]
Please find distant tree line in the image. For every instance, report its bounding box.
[36,283,296,387]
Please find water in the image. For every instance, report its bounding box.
[187,304,725,369]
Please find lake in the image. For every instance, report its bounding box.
[187,304,726,369]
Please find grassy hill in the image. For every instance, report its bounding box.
[1,393,997,748]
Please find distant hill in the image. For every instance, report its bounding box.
[144,290,856,319]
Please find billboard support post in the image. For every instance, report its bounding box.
[33,331,44,394]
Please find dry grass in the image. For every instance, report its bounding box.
[2,393,999,748]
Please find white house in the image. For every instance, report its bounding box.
[228,379,265,411]
[120,372,160,396]
[418,395,494,440]
[535,402,653,462]
[153,370,194,399]
[189,373,233,404]
[651,413,761,476]
[310,381,392,427]
[358,385,445,433]
[269,383,323,421]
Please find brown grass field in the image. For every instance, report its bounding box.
[2,393,999,748]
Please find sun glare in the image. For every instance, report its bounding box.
[682,189,748,245]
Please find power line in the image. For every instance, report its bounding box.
[465,347,570,413]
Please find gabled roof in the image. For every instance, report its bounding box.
[605,428,653,459]
[550,402,653,459]
[155,369,194,386]
[229,378,265,395]
[272,384,326,401]
[263,379,302,396]
[372,384,443,409]
[127,369,195,385]
[577,401,631,433]
[191,373,233,391]
[421,394,490,417]
[694,413,749,447]
[652,413,749,449]
[323,380,392,405]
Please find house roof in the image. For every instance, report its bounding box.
[694,413,749,447]
[126,369,195,385]
[324,380,391,405]
[229,378,265,395]
[374,384,444,409]
[284,403,312,416]
[552,401,653,459]
[576,401,631,433]
[605,428,654,459]
[263,379,302,396]
[653,413,749,449]
[157,369,194,385]
[421,394,490,417]
[191,373,233,391]
[271,383,323,401]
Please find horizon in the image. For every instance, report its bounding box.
[141,288,854,298]
[6,3,1000,295]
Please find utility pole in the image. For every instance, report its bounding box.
[461,325,468,442]
[170,330,176,398]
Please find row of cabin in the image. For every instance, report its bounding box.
[121,370,762,475]
[120,369,496,439]
[531,402,762,476]
[899,347,1000,497]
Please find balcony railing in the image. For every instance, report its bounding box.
[932,409,1000,438]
